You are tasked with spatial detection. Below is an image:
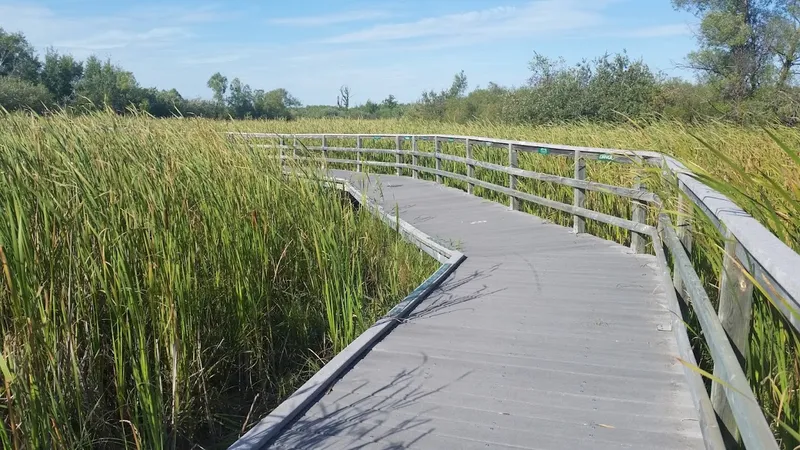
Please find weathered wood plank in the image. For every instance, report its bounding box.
[264,172,706,450]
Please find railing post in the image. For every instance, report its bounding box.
[711,229,755,446]
[631,176,646,253]
[356,135,363,172]
[292,137,298,160]
[573,150,586,234]
[673,194,694,299]
[411,136,419,179]
[434,136,442,184]
[279,137,286,170]
[466,138,474,195]
[508,143,519,211]
[395,135,402,176]
[321,135,328,171]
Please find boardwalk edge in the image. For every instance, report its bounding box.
[228,176,466,450]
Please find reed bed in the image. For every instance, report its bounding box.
[0,112,437,449]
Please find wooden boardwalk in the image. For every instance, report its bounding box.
[267,170,705,449]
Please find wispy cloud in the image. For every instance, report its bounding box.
[0,2,221,54]
[126,3,242,25]
[58,27,192,51]
[321,0,610,45]
[268,10,391,27]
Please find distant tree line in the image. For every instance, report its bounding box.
[295,0,800,125]
[3,0,800,124]
[0,28,301,119]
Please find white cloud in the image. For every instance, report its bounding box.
[268,10,391,27]
[0,3,211,54]
[321,0,610,45]
[57,27,192,51]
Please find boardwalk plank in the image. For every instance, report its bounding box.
[269,171,704,449]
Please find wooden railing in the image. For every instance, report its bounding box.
[228,132,800,450]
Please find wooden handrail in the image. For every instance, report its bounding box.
[228,131,800,450]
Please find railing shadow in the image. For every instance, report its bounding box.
[408,264,506,322]
[264,356,473,449]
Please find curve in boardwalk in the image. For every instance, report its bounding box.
[225,132,800,449]
[252,170,705,449]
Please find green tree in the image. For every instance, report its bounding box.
[513,54,592,123]
[768,0,800,89]
[587,52,659,121]
[364,99,379,116]
[382,94,398,109]
[142,88,185,117]
[415,70,471,120]
[40,49,83,105]
[0,28,40,82]
[673,0,775,99]
[0,76,53,113]
[75,56,142,112]
[448,70,468,98]
[253,88,298,119]
[227,77,253,118]
[527,52,563,86]
[207,72,228,104]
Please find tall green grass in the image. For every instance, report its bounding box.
[229,117,800,447]
[0,112,437,449]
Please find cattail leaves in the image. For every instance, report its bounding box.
[0,112,436,448]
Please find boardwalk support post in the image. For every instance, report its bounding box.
[573,150,586,234]
[508,143,519,211]
[711,229,755,447]
[466,138,475,195]
[322,135,328,171]
[356,135,363,172]
[411,136,419,179]
[631,176,646,253]
[395,135,402,176]
[279,137,286,170]
[435,136,443,184]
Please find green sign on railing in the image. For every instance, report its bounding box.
[598,154,614,161]
[538,148,550,155]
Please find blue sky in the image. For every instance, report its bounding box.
[0,0,699,105]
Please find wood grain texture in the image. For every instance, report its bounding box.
[267,171,705,450]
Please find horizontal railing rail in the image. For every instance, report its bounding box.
[260,144,658,202]
[227,131,800,450]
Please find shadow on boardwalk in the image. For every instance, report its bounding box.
[268,357,474,449]
[235,267,495,449]
[408,264,505,322]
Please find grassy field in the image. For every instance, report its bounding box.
[227,117,800,447]
[0,112,438,449]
